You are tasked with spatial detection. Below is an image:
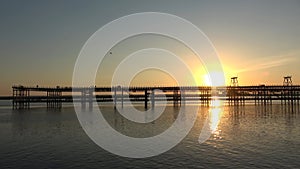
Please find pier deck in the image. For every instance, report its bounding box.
[1,85,299,109]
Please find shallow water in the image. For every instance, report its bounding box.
[0,102,299,169]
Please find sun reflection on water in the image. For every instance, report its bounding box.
[209,100,224,139]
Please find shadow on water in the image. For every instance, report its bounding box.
[226,102,300,129]
[10,108,67,137]
[227,101,299,117]
[100,105,183,138]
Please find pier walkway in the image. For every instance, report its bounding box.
[1,85,299,109]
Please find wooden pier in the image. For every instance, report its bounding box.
[3,85,300,109]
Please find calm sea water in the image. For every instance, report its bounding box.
[0,101,299,169]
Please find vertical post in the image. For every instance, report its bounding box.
[114,87,117,109]
[54,90,56,108]
[255,89,257,105]
[182,89,186,106]
[81,90,86,110]
[263,88,265,105]
[200,88,202,105]
[284,87,287,105]
[60,91,62,109]
[205,88,208,105]
[50,91,53,108]
[47,91,49,108]
[12,88,15,109]
[296,91,299,106]
[173,90,177,107]
[20,89,24,109]
[26,89,30,109]
[281,88,283,105]
[12,88,14,109]
[151,89,155,109]
[89,87,93,111]
[243,89,245,105]
[270,90,273,105]
[144,89,148,109]
[121,87,124,108]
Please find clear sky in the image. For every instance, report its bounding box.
[0,0,300,95]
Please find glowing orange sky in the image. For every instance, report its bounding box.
[0,1,300,95]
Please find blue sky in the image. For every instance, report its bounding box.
[0,0,300,94]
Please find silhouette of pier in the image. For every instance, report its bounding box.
[4,84,300,109]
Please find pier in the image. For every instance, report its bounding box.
[3,84,300,109]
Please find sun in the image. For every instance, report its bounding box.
[191,60,235,86]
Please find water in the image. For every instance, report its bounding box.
[0,102,299,168]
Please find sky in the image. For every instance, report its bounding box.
[0,0,300,95]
